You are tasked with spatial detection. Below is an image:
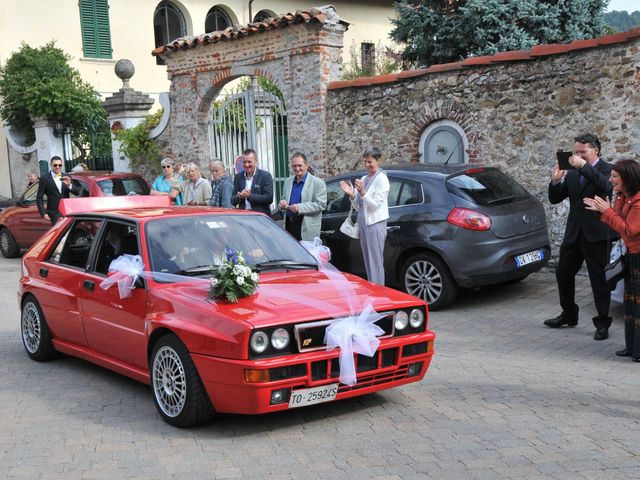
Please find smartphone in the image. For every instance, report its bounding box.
[556,151,573,170]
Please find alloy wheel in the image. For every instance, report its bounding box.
[405,259,443,304]
[152,346,187,418]
[21,302,42,354]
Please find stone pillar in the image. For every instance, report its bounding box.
[32,118,66,172]
[102,59,155,172]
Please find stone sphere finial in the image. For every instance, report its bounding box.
[114,59,135,89]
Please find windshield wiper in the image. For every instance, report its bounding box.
[254,260,318,272]
[173,264,220,276]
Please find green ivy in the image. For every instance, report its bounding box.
[0,41,107,144]
[113,109,163,171]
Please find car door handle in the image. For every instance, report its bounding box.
[321,230,335,235]
[387,226,401,232]
[83,280,95,291]
[39,268,48,278]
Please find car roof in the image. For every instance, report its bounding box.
[328,163,492,180]
[69,171,146,181]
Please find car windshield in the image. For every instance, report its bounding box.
[446,168,530,206]
[97,178,150,196]
[145,214,318,276]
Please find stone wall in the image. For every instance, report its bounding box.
[325,36,640,259]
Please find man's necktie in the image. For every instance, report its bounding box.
[579,174,586,186]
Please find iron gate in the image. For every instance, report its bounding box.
[209,79,288,206]
[64,117,114,172]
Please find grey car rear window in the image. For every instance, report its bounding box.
[446,168,530,206]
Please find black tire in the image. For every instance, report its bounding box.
[21,295,57,361]
[0,228,20,258]
[401,252,458,311]
[150,335,215,427]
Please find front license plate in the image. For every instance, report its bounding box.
[288,383,338,408]
[515,249,543,267]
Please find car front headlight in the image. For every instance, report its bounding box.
[409,309,424,328]
[271,328,290,350]
[395,311,409,330]
[250,331,269,354]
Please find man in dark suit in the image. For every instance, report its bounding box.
[231,149,273,215]
[545,133,614,340]
[36,156,79,225]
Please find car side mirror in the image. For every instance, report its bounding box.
[134,277,145,289]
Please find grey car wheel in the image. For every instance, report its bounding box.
[0,228,20,258]
[150,335,215,427]
[402,252,458,311]
[21,296,57,361]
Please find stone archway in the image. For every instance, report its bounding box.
[153,6,348,177]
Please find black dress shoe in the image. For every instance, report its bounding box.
[616,348,632,357]
[632,357,640,363]
[594,327,609,341]
[544,315,578,328]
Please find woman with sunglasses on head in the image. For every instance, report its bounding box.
[585,159,640,362]
[151,158,183,205]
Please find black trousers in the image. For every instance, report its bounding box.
[623,253,640,357]
[556,232,611,328]
[285,215,303,241]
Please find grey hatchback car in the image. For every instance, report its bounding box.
[320,164,550,310]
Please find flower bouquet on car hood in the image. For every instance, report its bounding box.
[208,249,259,303]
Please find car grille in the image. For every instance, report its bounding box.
[294,313,394,353]
[310,347,400,382]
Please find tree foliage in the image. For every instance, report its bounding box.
[0,42,107,144]
[604,10,640,32]
[391,0,608,67]
[113,109,164,171]
[342,42,404,80]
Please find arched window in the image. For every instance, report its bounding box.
[419,120,468,165]
[253,9,275,23]
[205,6,231,32]
[154,1,186,65]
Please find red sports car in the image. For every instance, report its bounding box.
[18,197,435,427]
[0,171,149,258]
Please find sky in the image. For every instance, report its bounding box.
[606,0,638,12]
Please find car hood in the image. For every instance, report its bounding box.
[162,270,423,329]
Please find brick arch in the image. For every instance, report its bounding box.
[155,6,348,173]
[403,101,482,163]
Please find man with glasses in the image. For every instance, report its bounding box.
[278,152,327,241]
[545,133,615,340]
[231,149,273,215]
[36,156,79,225]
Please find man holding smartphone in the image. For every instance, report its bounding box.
[545,133,614,340]
[36,156,80,225]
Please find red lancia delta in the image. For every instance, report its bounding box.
[18,197,435,427]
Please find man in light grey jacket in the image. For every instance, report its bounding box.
[278,152,327,241]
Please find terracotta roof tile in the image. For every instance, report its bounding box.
[329,27,640,90]
[153,7,345,57]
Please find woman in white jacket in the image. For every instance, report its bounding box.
[340,147,390,285]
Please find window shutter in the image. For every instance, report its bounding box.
[79,0,112,58]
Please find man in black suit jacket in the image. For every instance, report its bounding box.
[545,133,614,340]
[36,156,78,225]
[231,149,273,215]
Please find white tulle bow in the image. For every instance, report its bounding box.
[99,254,145,298]
[325,302,385,386]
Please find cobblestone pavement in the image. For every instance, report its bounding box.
[1,255,639,479]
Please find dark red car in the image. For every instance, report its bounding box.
[18,197,435,427]
[0,171,149,258]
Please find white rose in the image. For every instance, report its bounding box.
[233,265,244,276]
[250,272,259,282]
[209,277,219,287]
[236,275,245,286]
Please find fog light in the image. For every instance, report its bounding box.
[270,388,290,405]
[407,362,422,377]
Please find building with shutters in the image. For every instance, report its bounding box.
[0,0,397,199]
